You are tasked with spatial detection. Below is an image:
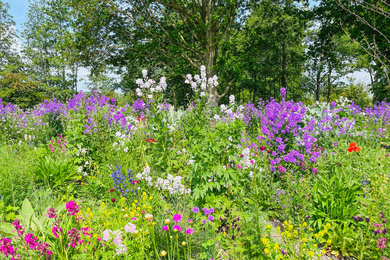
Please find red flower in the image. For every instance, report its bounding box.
[240,154,243,158]
[260,146,265,151]
[110,188,114,192]
[145,139,149,142]
[267,150,271,153]
[111,198,115,202]
[347,143,361,152]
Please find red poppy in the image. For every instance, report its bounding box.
[347,143,361,152]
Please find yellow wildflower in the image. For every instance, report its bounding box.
[160,251,167,257]
[264,248,270,254]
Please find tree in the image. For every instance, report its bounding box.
[22,0,80,101]
[0,1,18,69]
[71,0,251,106]
[315,0,390,101]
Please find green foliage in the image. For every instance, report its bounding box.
[34,156,77,192]
[310,174,362,231]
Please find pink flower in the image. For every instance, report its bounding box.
[124,223,137,234]
[66,201,79,216]
[186,228,194,234]
[173,225,181,232]
[173,214,182,222]
[188,219,193,223]
[238,165,243,169]
[162,226,169,231]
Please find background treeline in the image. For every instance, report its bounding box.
[0,0,388,108]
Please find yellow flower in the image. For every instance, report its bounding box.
[160,250,167,257]
[313,244,317,248]
[181,241,187,246]
[152,222,156,226]
[143,204,146,209]
[266,224,272,229]
[293,230,298,236]
[277,226,281,232]
[302,222,307,228]
[326,239,332,245]
[321,249,326,254]
[149,196,153,200]
[308,251,314,257]
[309,227,313,231]
[274,243,279,251]
[93,234,97,238]
[134,200,138,203]
[288,225,293,231]
[314,234,318,239]
[302,238,308,243]
[165,219,171,224]
[264,248,270,254]
[137,207,141,211]
[148,206,152,210]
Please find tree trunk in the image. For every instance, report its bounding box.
[327,66,332,103]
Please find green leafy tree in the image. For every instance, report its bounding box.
[71,0,252,106]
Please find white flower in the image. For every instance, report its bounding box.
[124,223,137,233]
[124,147,128,152]
[148,94,153,99]
[142,69,148,77]
[85,161,89,166]
[116,244,128,255]
[200,92,205,97]
[220,104,227,111]
[200,65,206,72]
[78,166,83,173]
[229,95,235,104]
[102,230,112,241]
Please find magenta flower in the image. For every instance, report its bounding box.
[46,207,58,219]
[202,220,207,224]
[172,225,181,232]
[186,228,194,235]
[188,219,193,223]
[162,226,169,231]
[173,214,182,222]
[192,207,199,213]
[238,165,243,169]
[208,215,215,221]
[378,238,387,249]
[66,201,79,216]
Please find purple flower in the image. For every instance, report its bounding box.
[202,220,207,224]
[238,165,243,169]
[192,207,199,213]
[46,207,58,219]
[208,215,215,221]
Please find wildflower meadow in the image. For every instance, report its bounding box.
[0,67,390,260]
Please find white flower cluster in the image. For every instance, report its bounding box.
[136,167,153,186]
[135,69,167,98]
[155,174,191,195]
[76,145,87,157]
[136,167,191,195]
[184,65,218,92]
[240,148,255,169]
[112,131,129,152]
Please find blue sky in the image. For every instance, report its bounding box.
[7,0,29,33]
